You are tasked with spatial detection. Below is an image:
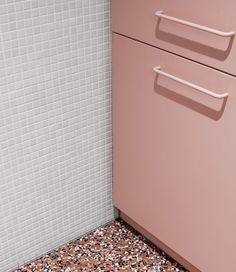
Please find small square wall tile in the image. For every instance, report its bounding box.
[0,1,114,271]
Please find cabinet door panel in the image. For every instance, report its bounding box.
[113,34,236,272]
[112,0,236,75]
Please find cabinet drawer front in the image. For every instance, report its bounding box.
[113,34,236,272]
[112,0,236,75]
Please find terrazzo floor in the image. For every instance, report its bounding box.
[15,219,188,272]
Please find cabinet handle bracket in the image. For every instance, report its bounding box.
[153,66,229,99]
[155,11,235,37]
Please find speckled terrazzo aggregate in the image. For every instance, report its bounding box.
[15,220,188,272]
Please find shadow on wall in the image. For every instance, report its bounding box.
[154,74,228,121]
[155,18,235,61]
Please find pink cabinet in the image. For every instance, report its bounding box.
[113,34,236,272]
[112,0,236,75]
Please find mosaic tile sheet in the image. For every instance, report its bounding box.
[0,0,114,271]
[15,220,188,272]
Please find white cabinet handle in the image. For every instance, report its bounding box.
[153,66,229,99]
[155,11,235,37]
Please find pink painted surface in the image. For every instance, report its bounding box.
[112,0,236,75]
[113,34,236,272]
[121,212,201,272]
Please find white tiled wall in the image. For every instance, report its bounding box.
[0,1,114,271]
